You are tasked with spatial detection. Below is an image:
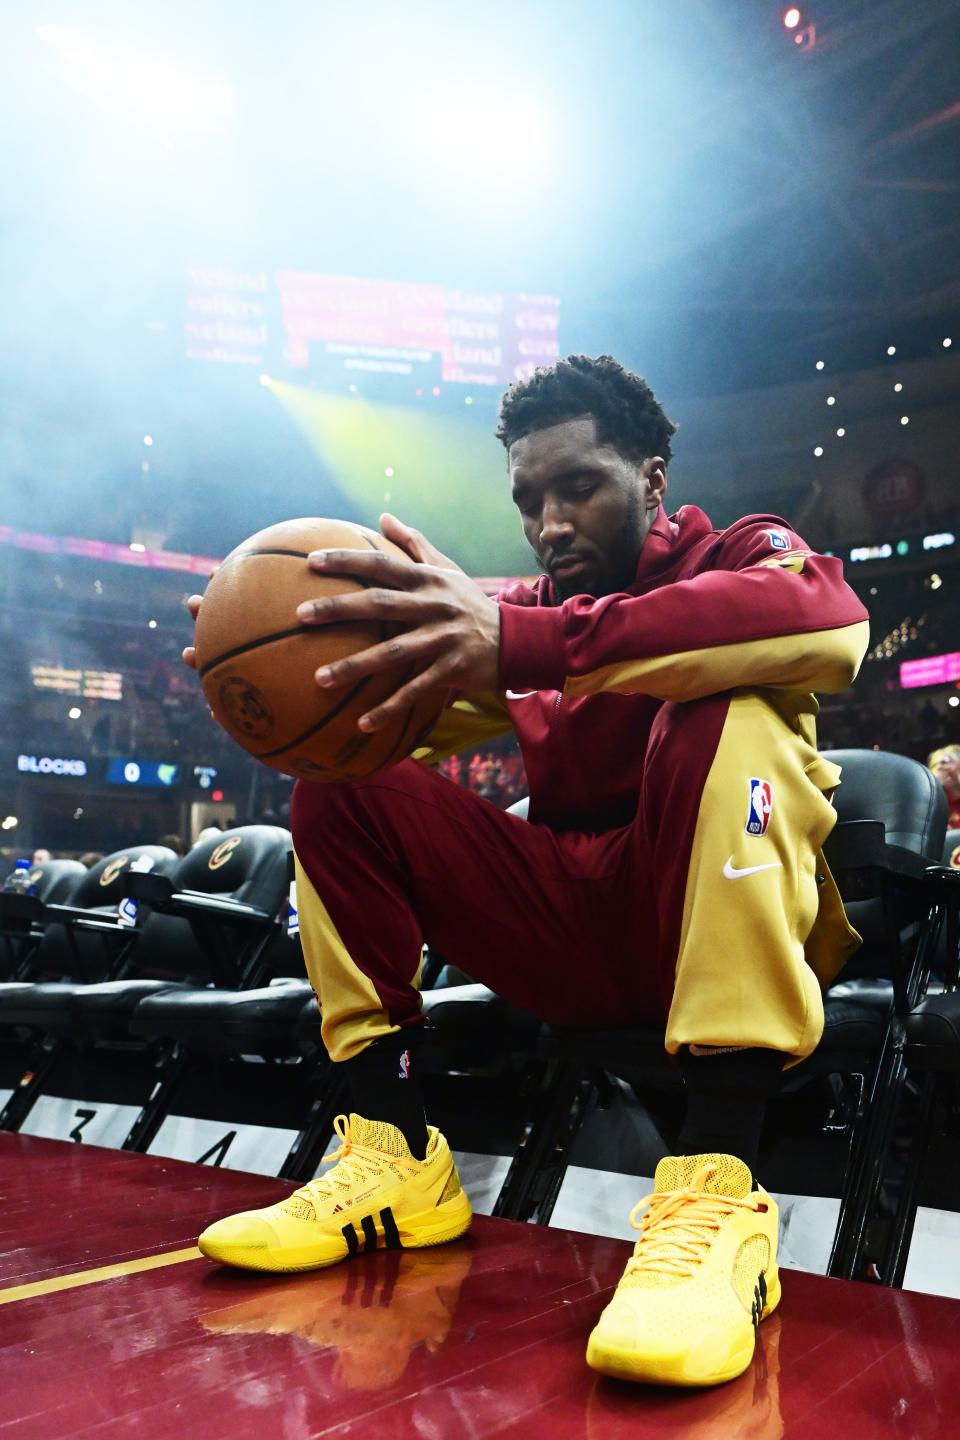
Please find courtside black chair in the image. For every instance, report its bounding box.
[875,845,960,1286]
[0,858,87,980]
[489,749,948,1285]
[0,847,181,991]
[0,827,291,1137]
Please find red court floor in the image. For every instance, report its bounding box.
[1,1133,958,1438]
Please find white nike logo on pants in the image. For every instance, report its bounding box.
[722,857,783,880]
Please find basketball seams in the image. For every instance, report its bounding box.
[198,570,379,678]
[199,519,438,781]
[256,675,374,759]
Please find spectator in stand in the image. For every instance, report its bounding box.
[32,848,52,864]
[79,852,104,868]
[928,744,960,828]
[157,833,186,857]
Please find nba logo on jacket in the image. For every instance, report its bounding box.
[745,778,773,836]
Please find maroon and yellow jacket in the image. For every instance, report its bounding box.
[416,504,870,833]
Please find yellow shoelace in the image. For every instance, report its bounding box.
[293,1114,387,1204]
[625,1163,764,1280]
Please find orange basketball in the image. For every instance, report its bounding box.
[194,518,444,782]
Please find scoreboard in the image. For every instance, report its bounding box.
[184,267,560,389]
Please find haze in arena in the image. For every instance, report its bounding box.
[2,3,960,1436]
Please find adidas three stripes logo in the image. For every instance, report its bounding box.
[750,1271,768,1328]
[341,1206,402,1255]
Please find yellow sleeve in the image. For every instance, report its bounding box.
[412,691,515,766]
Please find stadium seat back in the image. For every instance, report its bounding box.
[69,846,182,908]
[130,826,291,985]
[824,749,947,856]
[172,826,290,905]
[30,846,181,982]
[18,858,87,903]
[821,749,946,970]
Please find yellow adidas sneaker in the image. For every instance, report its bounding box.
[197,1113,472,1272]
[586,1154,780,1387]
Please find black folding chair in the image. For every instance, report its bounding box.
[0,827,290,1140]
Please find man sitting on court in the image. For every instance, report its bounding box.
[188,354,869,1388]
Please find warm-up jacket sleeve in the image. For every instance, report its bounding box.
[497,527,870,704]
[412,690,514,766]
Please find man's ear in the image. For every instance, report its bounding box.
[645,457,668,508]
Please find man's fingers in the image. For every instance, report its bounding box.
[298,586,453,626]
[314,627,445,689]
[307,547,423,589]
[187,594,202,620]
[357,661,450,733]
[182,645,197,671]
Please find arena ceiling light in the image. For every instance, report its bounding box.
[417,91,550,183]
[36,23,232,137]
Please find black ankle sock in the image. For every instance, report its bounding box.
[342,1031,429,1160]
[677,1047,786,1182]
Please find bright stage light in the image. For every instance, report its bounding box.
[826,396,835,405]
[894,382,903,392]
[815,360,825,369]
[143,435,153,446]
[887,345,896,356]
[259,374,271,387]
[900,415,910,425]
[950,696,960,708]
[129,542,146,553]
[813,446,823,456]
[68,707,82,720]
[944,337,953,348]
[36,25,232,136]
[419,93,549,182]
[784,8,802,28]
[836,427,845,437]
[1,817,17,831]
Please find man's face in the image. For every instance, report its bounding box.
[508,415,667,600]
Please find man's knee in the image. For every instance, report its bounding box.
[290,759,446,849]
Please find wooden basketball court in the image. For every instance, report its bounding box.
[2,1133,958,1438]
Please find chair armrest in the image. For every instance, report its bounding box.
[37,902,130,936]
[0,893,46,928]
[123,872,274,926]
[168,890,274,924]
[825,821,927,901]
[124,872,174,907]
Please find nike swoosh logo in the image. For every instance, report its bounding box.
[722,857,783,880]
[505,690,537,700]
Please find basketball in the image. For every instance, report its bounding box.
[194,517,444,782]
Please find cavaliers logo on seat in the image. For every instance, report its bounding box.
[99,855,130,887]
[209,836,242,871]
[218,676,276,740]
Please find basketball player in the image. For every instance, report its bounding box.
[185,355,869,1387]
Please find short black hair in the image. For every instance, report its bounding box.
[496,354,677,464]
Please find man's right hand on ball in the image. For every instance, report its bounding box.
[182,594,203,670]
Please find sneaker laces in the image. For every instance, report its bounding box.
[282,1115,389,1219]
[625,1163,762,1281]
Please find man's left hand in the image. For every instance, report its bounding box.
[297,515,501,733]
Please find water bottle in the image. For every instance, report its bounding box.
[3,859,36,896]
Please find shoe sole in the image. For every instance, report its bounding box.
[198,1188,473,1273]
[585,1269,782,1387]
